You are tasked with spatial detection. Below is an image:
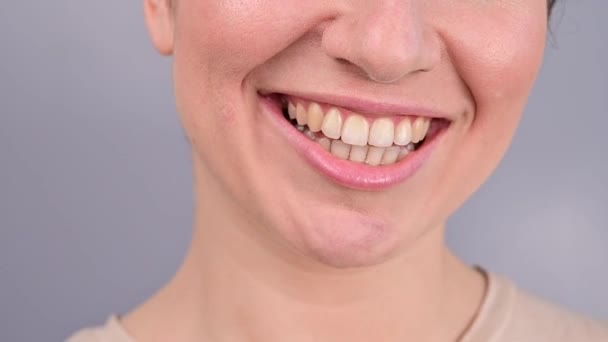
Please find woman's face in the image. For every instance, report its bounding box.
[146,0,548,267]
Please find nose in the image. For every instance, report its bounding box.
[321,1,441,84]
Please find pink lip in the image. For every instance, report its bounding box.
[259,94,449,191]
[263,91,452,119]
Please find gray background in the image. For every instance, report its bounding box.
[0,1,606,341]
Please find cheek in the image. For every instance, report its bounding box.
[171,0,323,137]
[173,0,319,80]
[425,5,548,216]
[449,5,548,116]
[442,4,547,146]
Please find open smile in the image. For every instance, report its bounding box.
[260,92,451,190]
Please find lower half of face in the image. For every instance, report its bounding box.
[169,0,548,268]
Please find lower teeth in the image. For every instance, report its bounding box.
[294,124,420,166]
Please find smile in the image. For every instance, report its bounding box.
[261,92,451,190]
[282,96,434,165]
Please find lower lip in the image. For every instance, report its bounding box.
[260,95,448,191]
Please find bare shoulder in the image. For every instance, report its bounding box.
[506,289,608,342]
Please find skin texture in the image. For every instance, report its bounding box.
[127,1,550,341]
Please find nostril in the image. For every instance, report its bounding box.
[335,58,351,65]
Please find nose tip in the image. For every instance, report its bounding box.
[321,3,441,84]
[358,34,436,83]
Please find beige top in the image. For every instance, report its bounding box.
[66,272,608,342]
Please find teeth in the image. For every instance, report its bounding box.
[330,139,351,160]
[296,103,308,126]
[284,98,435,165]
[341,115,369,146]
[381,146,400,165]
[349,145,369,163]
[307,103,324,133]
[288,102,297,120]
[318,137,331,151]
[365,146,385,166]
[369,118,394,148]
[321,107,343,139]
[397,147,410,161]
[303,128,316,140]
[412,117,430,143]
[394,119,412,146]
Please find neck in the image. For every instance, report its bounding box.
[123,160,486,342]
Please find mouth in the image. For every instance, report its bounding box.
[259,92,451,190]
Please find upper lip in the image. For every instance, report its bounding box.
[262,90,453,120]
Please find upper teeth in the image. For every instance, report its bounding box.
[287,99,431,148]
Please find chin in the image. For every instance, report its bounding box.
[288,206,403,269]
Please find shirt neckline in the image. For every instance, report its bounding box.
[107,270,515,342]
[459,269,516,342]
